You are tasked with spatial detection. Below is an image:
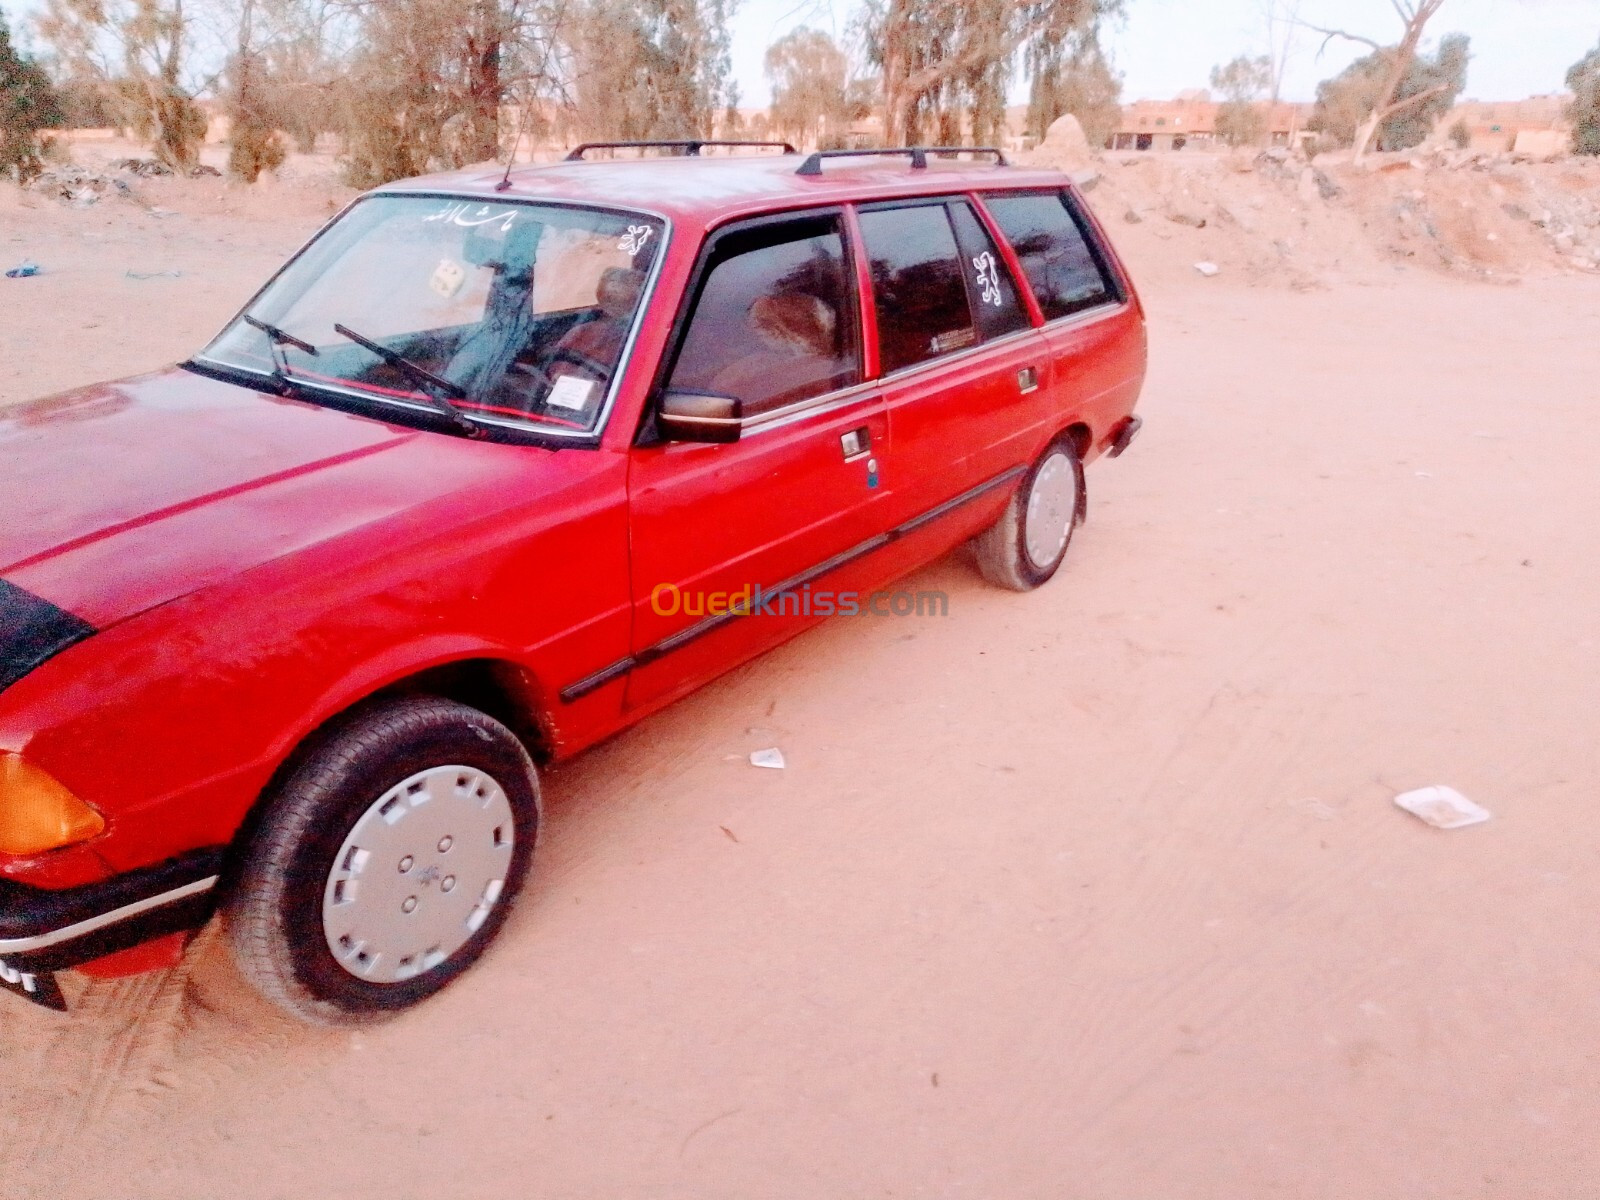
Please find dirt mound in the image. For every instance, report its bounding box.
[1081,147,1600,290]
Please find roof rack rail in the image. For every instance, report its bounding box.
[565,139,797,162]
[795,146,1009,177]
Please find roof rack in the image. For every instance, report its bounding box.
[565,139,797,162]
[795,146,1009,177]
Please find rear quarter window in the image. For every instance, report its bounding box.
[982,191,1119,322]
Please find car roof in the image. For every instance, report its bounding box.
[378,153,1077,229]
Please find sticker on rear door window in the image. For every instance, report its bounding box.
[930,328,977,355]
[972,252,1003,307]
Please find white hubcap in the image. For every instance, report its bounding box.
[322,765,515,983]
[1024,451,1077,570]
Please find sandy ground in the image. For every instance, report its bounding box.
[3,151,1600,1198]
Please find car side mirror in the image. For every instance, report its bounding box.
[658,390,743,445]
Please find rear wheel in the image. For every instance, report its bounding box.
[972,437,1085,592]
[225,696,539,1026]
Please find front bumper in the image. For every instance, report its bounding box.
[0,847,224,973]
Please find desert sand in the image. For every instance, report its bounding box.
[2,141,1600,1198]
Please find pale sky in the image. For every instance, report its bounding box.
[6,0,1597,105]
[731,0,1600,105]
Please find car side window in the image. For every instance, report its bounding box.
[947,201,1032,342]
[856,204,977,374]
[982,191,1118,322]
[665,216,861,416]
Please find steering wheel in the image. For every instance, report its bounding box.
[542,346,611,382]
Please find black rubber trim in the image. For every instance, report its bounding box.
[559,464,1027,703]
[0,579,96,694]
[0,847,224,972]
[1108,415,1143,458]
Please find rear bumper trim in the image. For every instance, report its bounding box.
[1107,415,1144,458]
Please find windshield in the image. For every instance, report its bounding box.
[200,196,666,436]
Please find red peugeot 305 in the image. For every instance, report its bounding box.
[0,142,1146,1023]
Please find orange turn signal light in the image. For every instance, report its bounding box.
[0,753,106,856]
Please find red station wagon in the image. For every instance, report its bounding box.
[0,142,1146,1022]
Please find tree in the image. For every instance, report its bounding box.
[1569,39,1600,157]
[34,0,208,168]
[2,9,62,182]
[1301,0,1452,160]
[862,0,1122,148]
[338,0,569,188]
[1262,0,1304,105]
[225,0,285,181]
[765,26,861,149]
[1211,53,1272,147]
[1026,24,1121,147]
[565,0,737,145]
[1308,31,1469,153]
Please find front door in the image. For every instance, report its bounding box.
[625,210,888,711]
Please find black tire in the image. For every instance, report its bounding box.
[972,437,1086,592]
[225,696,539,1026]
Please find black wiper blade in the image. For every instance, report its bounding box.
[244,313,318,357]
[333,322,483,438]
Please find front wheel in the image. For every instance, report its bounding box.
[972,438,1085,592]
[225,696,539,1026]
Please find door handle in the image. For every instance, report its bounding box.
[840,426,872,461]
[1017,366,1040,394]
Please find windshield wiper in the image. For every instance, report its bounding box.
[333,322,483,438]
[244,313,319,357]
[243,313,316,395]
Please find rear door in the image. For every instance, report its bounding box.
[853,197,1050,528]
[622,210,888,711]
[977,190,1134,453]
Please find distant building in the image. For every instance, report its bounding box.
[1108,93,1313,152]
[1437,96,1572,154]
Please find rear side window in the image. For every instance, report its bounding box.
[983,192,1117,321]
[947,201,1031,342]
[857,204,977,374]
[666,216,860,415]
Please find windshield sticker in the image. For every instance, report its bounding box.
[973,252,1003,307]
[546,375,596,411]
[424,202,518,231]
[429,258,467,299]
[619,224,654,255]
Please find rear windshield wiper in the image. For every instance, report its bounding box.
[333,322,484,439]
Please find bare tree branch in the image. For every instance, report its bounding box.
[1300,22,1383,57]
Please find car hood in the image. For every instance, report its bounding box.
[0,367,504,634]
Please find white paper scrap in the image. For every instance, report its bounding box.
[1394,786,1490,830]
[749,748,786,770]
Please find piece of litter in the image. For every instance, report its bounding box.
[1394,785,1490,830]
[125,269,182,280]
[1194,261,1221,278]
[749,748,785,770]
[5,260,40,279]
